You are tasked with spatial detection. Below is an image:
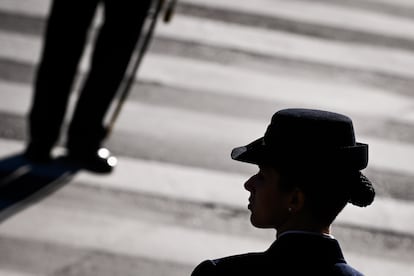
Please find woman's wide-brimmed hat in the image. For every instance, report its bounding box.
[231,108,368,171]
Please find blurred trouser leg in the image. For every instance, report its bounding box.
[26,0,99,161]
[67,0,152,155]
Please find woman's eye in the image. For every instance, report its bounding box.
[256,173,264,180]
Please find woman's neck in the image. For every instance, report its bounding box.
[277,229,333,239]
[276,218,331,238]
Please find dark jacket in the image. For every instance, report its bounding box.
[191,232,363,276]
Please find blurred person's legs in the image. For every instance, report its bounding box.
[26,0,99,162]
[66,0,152,172]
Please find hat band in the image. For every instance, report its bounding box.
[277,143,368,170]
[232,138,368,170]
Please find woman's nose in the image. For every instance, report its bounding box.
[244,175,256,191]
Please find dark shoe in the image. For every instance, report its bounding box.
[65,148,117,173]
[24,144,52,163]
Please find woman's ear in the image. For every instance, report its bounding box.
[288,188,306,213]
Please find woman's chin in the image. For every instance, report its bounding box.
[250,216,268,228]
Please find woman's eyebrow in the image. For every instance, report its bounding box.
[258,164,269,170]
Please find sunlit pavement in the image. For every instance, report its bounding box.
[0,0,414,275]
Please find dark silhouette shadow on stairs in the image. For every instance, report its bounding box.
[0,153,80,223]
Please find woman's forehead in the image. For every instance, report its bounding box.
[258,164,270,170]
[258,164,280,175]
[258,163,276,169]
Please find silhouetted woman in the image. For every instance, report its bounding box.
[192,108,375,276]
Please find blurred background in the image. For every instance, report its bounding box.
[0,0,414,275]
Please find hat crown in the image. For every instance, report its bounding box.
[231,108,368,171]
[264,109,356,150]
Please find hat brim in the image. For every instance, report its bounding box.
[231,138,369,170]
[231,137,268,165]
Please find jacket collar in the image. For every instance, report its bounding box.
[267,231,346,265]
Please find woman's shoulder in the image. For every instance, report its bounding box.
[332,263,365,276]
[191,254,364,276]
[191,252,267,276]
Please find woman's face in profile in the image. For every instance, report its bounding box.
[244,166,292,229]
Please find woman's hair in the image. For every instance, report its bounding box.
[278,168,375,226]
